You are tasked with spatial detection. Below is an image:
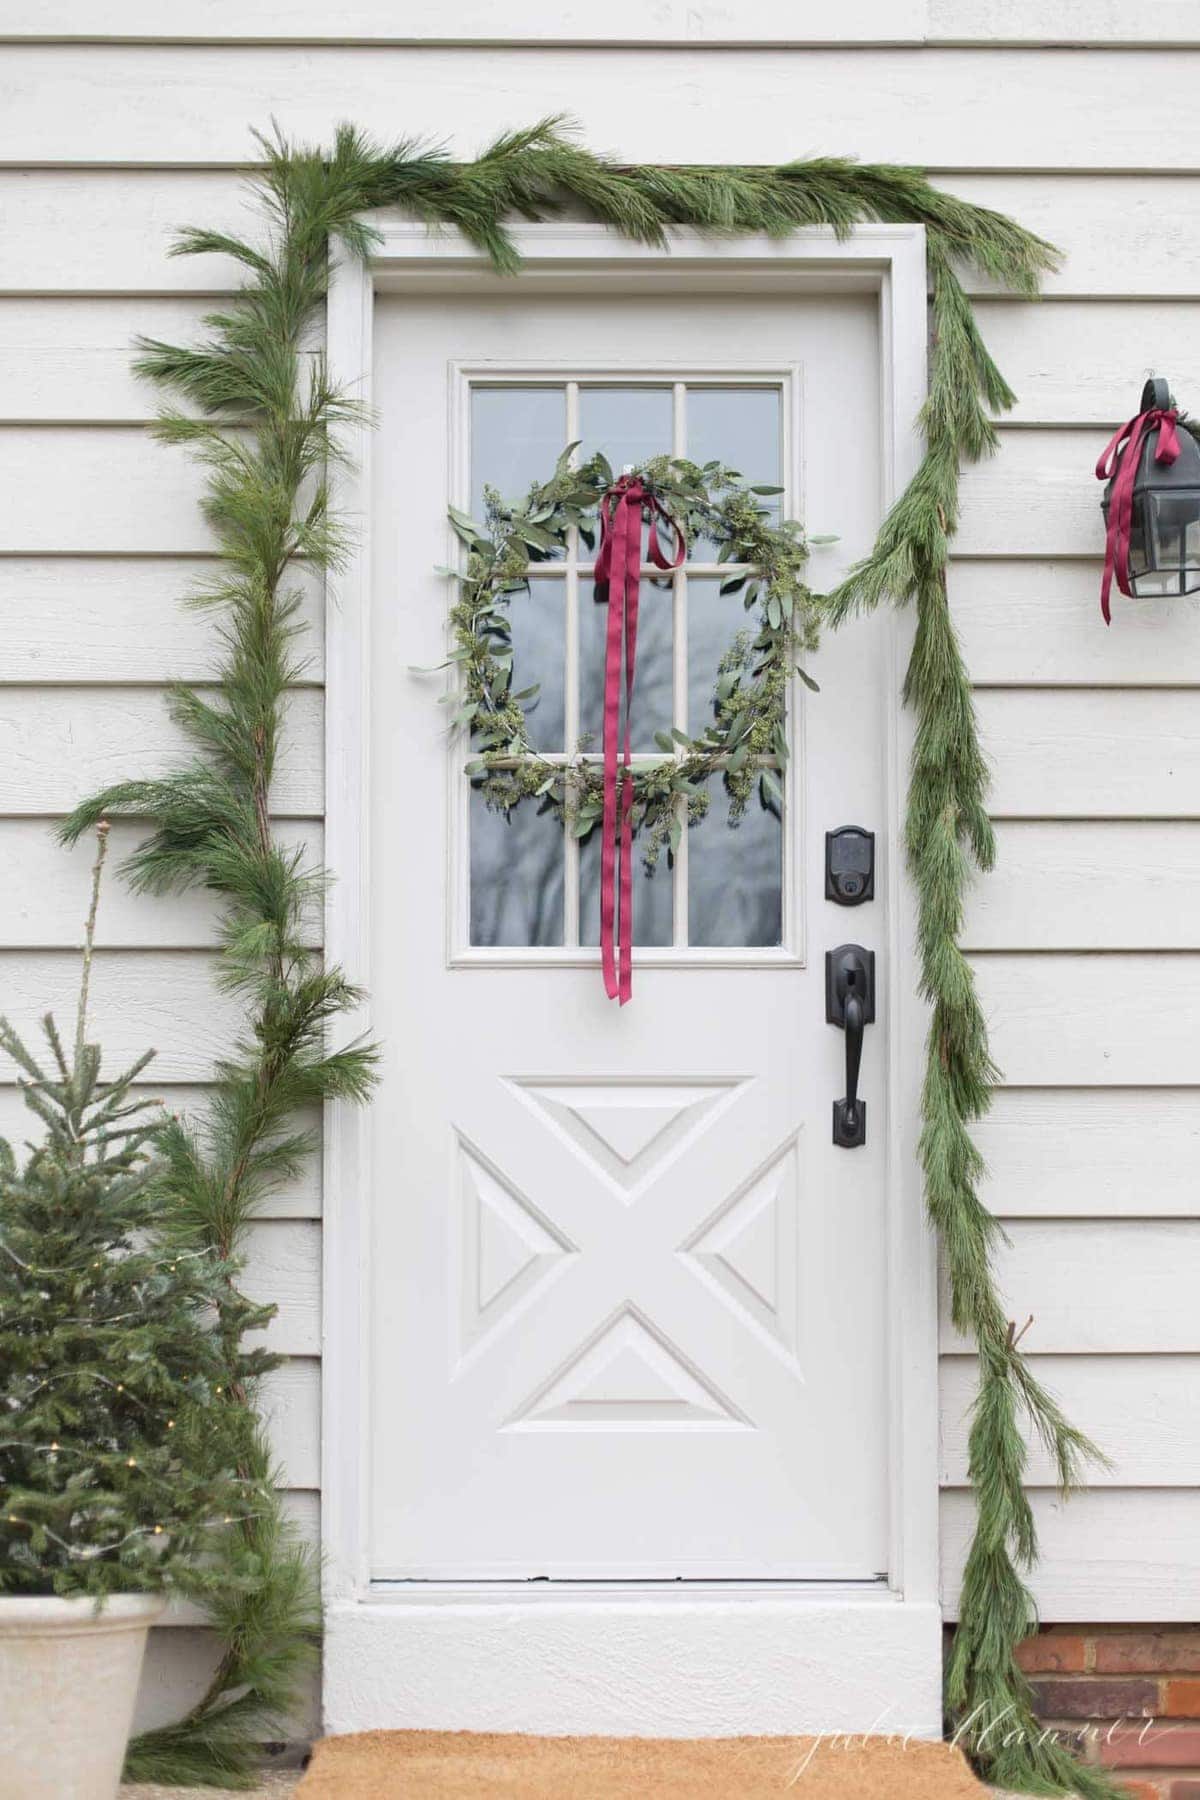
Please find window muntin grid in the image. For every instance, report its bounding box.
[464,376,794,956]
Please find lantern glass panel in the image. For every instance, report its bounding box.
[1134,488,1200,596]
[1128,506,1150,579]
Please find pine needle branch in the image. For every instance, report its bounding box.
[57,119,1099,1794]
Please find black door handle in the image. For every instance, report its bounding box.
[841,987,865,1140]
[826,944,875,1148]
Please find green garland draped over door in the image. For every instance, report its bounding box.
[64,119,1118,1798]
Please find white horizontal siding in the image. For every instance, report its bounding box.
[0,688,321,814]
[0,298,230,421]
[0,949,241,1081]
[0,297,323,423]
[928,44,1200,1633]
[243,1221,320,1357]
[973,299,1200,426]
[0,427,230,554]
[0,172,252,295]
[978,691,1200,819]
[957,429,1116,556]
[0,560,324,685]
[940,1221,1200,1354]
[949,561,1200,685]
[9,171,1200,304]
[3,26,1196,1712]
[260,1358,321,1490]
[0,47,339,1726]
[928,2,1200,45]
[949,255,1200,1620]
[0,1086,321,1216]
[280,1489,319,1548]
[975,956,1200,1086]
[941,1490,1200,1619]
[941,1355,1200,1487]
[0,819,321,946]
[963,823,1200,949]
[7,2,1198,46]
[975,1089,1200,1218]
[2,47,1198,171]
[941,175,1200,299]
[0,2,928,46]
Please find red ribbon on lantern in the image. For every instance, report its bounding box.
[593,475,685,1005]
[1095,403,1181,624]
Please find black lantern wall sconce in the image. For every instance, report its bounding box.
[1096,376,1200,623]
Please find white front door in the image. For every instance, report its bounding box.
[367,284,892,1585]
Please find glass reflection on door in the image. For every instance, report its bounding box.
[464,377,790,952]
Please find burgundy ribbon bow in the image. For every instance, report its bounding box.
[593,475,685,1005]
[1095,405,1180,624]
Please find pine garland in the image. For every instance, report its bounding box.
[60,119,1117,1795]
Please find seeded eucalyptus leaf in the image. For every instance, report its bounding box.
[448,503,487,537]
[448,516,482,548]
[760,769,784,809]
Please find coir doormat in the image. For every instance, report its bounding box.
[295,1730,990,1797]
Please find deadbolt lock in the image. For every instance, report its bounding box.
[825,826,875,907]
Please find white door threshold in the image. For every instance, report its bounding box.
[323,1588,942,1738]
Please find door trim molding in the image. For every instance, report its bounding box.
[322,222,938,1728]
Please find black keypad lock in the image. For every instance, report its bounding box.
[825,826,875,907]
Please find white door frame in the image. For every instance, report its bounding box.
[321,221,941,1735]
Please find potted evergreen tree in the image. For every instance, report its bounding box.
[0,826,274,1800]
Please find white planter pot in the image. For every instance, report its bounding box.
[0,1592,165,1800]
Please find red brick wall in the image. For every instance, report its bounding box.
[1015,1626,1200,1799]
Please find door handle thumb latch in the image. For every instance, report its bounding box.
[825,944,876,1148]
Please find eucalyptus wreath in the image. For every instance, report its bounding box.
[443,447,821,863]
[56,118,1116,1797]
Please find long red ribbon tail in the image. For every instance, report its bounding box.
[597,479,642,1003]
[1096,407,1180,624]
[594,480,684,1005]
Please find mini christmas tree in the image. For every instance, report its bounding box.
[0,825,274,1599]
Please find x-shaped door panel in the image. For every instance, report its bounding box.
[452,1074,806,1436]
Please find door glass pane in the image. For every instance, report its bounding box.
[579,577,673,754]
[687,575,753,736]
[507,582,565,751]
[687,387,782,558]
[579,823,674,947]
[689,779,782,948]
[471,386,566,530]
[579,386,672,479]
[470,790,564,946]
